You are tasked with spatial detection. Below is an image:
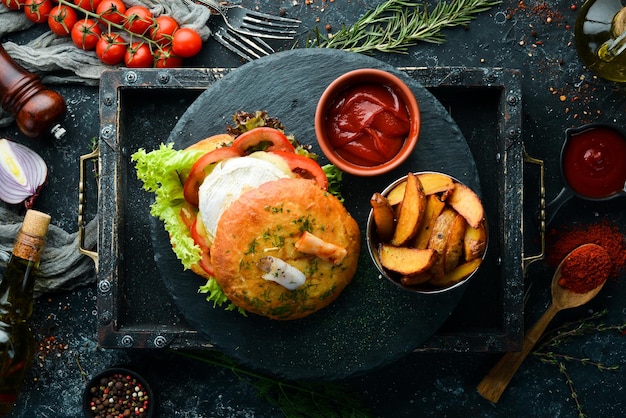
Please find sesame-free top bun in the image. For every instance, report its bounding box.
[210,178,361,320]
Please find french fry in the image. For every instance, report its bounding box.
[391,173,426,246]
[386,172,456,205]
[370,192,396,243]
[427,208,462,278]
[401,271,433,286]
[379,245,438,276]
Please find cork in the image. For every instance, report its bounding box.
[612,7,626,39]
[21,209,51,238]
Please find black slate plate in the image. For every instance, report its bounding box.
[152,49,481,380]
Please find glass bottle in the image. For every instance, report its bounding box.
[575,0,626,82]
[0,210,50,416]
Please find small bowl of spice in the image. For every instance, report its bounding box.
[83,367,154,418]
[315,68,420,176]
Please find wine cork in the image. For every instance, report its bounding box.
[21,209,51,238]
[612,7,626,39]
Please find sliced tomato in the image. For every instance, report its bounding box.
[190,218,214,276]
[232,127,295,154]
[271,150,329,190]
[183,146,243,207]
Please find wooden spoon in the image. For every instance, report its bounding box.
[477,243,610,403]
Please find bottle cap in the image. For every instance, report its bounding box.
[21,209,51,238]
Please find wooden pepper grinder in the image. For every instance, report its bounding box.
[0,43,67,139]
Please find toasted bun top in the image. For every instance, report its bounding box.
[210,178,360,320]
[185,133,233,152]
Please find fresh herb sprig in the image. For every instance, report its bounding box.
[533,309,626,418]
[307,0,501,54]
[176,351,372,418]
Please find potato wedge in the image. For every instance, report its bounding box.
[443,214,467,273]
[401,271,433,286]
[412,195,446,249]
[427,208,462,278]
[464,223,487,261]
[370,192,396,243]
[391,173,426,246]
[428,258,482,288]
[379,244,438,276]
[447,182,484,229]
[417,172,456,196]
[386,173,456,206]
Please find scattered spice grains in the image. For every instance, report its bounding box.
[547,220,626,280]
[87,372,150,418]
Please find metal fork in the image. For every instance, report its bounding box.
[193,0,301,40]
[212,25,274,61]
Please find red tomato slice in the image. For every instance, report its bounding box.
[190,218,214,276]
[271,151,329,190]
[183,147,243,207]
[232,127,295,154]
[179,202,197,229]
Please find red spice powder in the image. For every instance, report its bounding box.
[558,245,612,293]
[547,220,626,280]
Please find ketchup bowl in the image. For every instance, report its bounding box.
[546,123,626,224]
[315,68,420,176]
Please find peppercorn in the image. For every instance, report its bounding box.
[86,371,151,418]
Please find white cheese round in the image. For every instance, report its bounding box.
[198,155,290,242]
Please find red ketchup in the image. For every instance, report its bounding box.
[562,126,626,199]
[326,84,410,167]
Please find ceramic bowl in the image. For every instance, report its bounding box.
[366,172,488,294]
[315,68,420,176]
[82,367,155,418]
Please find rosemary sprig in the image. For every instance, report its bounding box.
[532,309,626,418]
[176,351,373,418]
[308,0,502,54]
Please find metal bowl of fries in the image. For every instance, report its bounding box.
[367,171,488,294]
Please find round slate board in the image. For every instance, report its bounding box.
[152,49,481,380]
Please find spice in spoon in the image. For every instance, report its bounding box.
[558,244,612,293]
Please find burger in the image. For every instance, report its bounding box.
[132,113,361,320]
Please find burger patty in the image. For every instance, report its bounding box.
[210,178,361,320]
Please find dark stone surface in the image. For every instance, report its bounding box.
[1,0,625,417]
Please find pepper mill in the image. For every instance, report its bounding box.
[0,43,67,139]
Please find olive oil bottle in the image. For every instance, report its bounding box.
[575,0,626,82]
[0,210,50,416]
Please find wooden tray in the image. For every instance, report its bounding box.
[92,64,525,357]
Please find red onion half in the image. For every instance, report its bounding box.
[0,138,48,207]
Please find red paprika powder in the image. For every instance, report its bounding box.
[558,244,612,293]
[547,220,626,280]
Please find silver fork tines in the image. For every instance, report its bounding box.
[192,0,301,39]
[213,26,274,61]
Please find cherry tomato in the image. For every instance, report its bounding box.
[72,0,101,12]
[124,42,153,68]
[231,127,296,154]
[154,46,183,68]
[123,5,153,35]
[271,151,329,190]
[71,18,101,50]
[171,27,203,58]
[2,0,24,11]
[183,147,243,207]
[47,4,77,36]
[96,0,126,25]
[23,0,53,24]
[95,32,126,65]
[150,15,178,46]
